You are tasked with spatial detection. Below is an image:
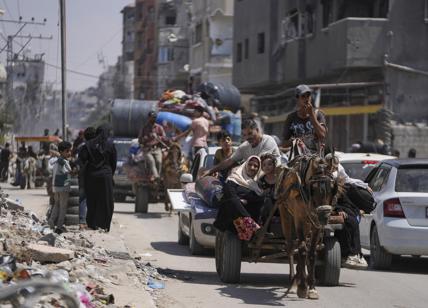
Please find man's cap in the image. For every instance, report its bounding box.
[147,110,157,118]
[295,84,312,97]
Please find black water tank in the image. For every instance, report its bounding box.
[111,99,158,137]
[197,82,241,113]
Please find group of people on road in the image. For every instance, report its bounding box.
[47,126,117,234]
[204,84,372,269]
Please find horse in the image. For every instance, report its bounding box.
[162,142,188,211]
[275,152,343,299]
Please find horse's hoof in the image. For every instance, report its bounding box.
[288,286,297,294]
[297,287,307,299]
[307,289,319,300]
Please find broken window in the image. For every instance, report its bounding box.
[302,5,315,35]
[236,42,242,63]
[337,0,389,20]
[282,9,299,41]
[257,33,265,54]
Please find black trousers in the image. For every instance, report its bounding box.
[0,161,8,180]
[336,214,361,258]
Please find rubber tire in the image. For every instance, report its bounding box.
[67,206,79,215]
[370,226,392,270]
[68,196,80,207]
[178,213,190,245]
[189,217,205,255]
[69,177,78,186]
[316,237,341,286]
[215,231,223,275]
[35,178,45,187]
[218,231,242,283]
[69,186,79,197]
[114,193,127,203]
[64,214,79,226]
[135,186,149,213]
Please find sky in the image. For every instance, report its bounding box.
[0,0,132,91]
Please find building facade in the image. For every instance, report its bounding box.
[157,0,190,96]
[233,0,428,154]
[189,0,234,89]
[134,0,158,99]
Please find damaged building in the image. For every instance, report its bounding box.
[233,0,428,156]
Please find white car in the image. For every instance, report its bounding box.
[336,152,396,181]
[359,159,428,269]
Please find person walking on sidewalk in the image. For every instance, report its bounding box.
[48,141,72,234]
[0,143,11,182]
[79,125,117,232]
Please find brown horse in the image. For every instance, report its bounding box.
[162,142,188,211]
[275,153,342,299]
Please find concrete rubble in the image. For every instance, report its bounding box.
[0,189,158,307]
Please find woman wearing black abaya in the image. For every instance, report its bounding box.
[79,126,117,231]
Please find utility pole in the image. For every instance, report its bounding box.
[59,0,67,140]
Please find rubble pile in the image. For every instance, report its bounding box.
[0,190,161,307]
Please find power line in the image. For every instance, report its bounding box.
[45,61,106,79]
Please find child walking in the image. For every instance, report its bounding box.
[48,141,72,234]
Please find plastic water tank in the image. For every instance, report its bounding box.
[111,99,158,137]
[197,82,241,113]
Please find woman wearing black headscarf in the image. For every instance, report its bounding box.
[79,125,117,231]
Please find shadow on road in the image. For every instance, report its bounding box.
[366,255,428,275]
[151,241,214,257]
[114,210,172,219]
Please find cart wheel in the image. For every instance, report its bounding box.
[177,213,189,245]
[370,225,392,270]
[189,217,205,255]
[218,231,241,283]
[215,231,223,275]
[316,237,341,286]
[135,185,149,213]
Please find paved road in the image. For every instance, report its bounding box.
[113,200,428,308]
[4,185,428,308]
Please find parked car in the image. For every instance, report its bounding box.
[113,138,134,202]
[360,159,428,269]
[336,152,396,181]
[169,147,220,255]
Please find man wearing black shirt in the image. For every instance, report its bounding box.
[283,84,327,153]
[0,143,11,181]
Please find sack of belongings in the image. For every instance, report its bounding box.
[195,176,223,208]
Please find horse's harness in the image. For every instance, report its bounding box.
[278,155,336,229]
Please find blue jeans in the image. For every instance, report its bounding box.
[79,198,87,224]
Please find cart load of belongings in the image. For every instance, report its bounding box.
[182,176,224,209]
[158,89,217,121]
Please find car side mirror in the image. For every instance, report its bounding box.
[180,173,193,184]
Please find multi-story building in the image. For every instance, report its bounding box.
[157,0,190,96]
[233,0,428,154]
[118,3,135,99]
[134,0,158,99]
[189,0,234,88]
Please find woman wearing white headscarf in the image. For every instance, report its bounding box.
[214,155,265,241]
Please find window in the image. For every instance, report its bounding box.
[282,9,299,41]
[147,39,154,54]
[303,6,315,35]
[193,23,202,44]
[136,2,143,20]
[236,42,242,63]
[425,0,428,22]
[395,166,428,192]
[165,14,176,25]
[257,32,265,54]
[368,165,391,192]
[322,0,333,28]
[158,47,174,63]
[244,38,249,59]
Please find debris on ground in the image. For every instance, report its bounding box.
[0,189,159,307]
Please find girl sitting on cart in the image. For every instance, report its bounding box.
[214,155,265,241]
